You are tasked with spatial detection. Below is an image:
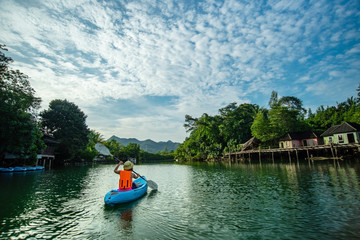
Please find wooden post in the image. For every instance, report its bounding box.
[330,143,335,158]
[295,149,299,164]
[335,147,338,159]
[272,152,274,164]
[259,149,261,164]
[248,153,251,163]
[307,149,310,160]
[235,148,237,163]
[288,150,291,164]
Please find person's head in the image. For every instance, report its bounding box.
[123,161,134,171]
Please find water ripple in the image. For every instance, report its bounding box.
[1,163,360,239]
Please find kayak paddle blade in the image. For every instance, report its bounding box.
[95,143,113,156]
[147,180,158,190]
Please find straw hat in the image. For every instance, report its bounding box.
[123,161,134,170]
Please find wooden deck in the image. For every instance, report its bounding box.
[225,143,360,163]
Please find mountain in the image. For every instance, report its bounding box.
[108,136,180,153]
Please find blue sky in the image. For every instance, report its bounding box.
[1,0,359,143]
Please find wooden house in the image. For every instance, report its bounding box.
[241,137,260,151]
[36,134,59,165]
[321,122,360,145]
[278,131,322,149]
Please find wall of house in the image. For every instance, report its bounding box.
[324,136,331,145]
[279,138,321,148]
[279,140,300,148]
[292,140,302,148]
[303,138,319,147]
[324,132,360,145]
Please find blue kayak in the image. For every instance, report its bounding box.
[104,176,148,206]
[13,167,27,172]
[0,166,45,173]
[0,167,14,173]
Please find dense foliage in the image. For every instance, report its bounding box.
[40,99,90,164]
[306,96,360,132]
[176,87,360,162]
[0,45,44,164]
[175,103,259,161]
[251,91,310,145]
[80,129,105,162]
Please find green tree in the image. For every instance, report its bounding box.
[176,103,258,161]
[40,99,90,163]
[81,129,105,162]
[0,44,44,164]
[251,110,273,142]
[219,103,259,149]
[251,91,310,145]
[268,90,279,108]
[124,143,141,161]
[104,138,126,161]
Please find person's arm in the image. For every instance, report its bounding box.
[132,172,139,179]
[114,161,123,174]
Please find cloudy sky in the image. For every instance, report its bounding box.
[1,0,359,142]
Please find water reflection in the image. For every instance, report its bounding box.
[181,161,360,239]
[1,162,359,239]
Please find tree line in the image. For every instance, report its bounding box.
[175,87,360,162]
[0,44,172,166]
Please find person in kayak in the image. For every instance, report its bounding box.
[114,160,140,191]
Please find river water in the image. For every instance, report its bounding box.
[0,161,359,239]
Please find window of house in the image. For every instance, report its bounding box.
[338,135,344,143]
[328,137,333,143]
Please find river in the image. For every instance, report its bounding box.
[0,161,359,239]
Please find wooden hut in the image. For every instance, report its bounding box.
[37,134,59,167]
[241,137,260,151]
[278,131,322,149]
[321,122,360,145]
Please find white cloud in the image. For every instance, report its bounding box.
[1,0,359,142]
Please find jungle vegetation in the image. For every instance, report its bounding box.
[175,87,360,162]
[0,44,44,165]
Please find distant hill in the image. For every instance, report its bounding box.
[108,136,180,153]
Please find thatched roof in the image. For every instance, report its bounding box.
[241,137,260,151]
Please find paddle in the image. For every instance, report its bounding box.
[95,143,158,190]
